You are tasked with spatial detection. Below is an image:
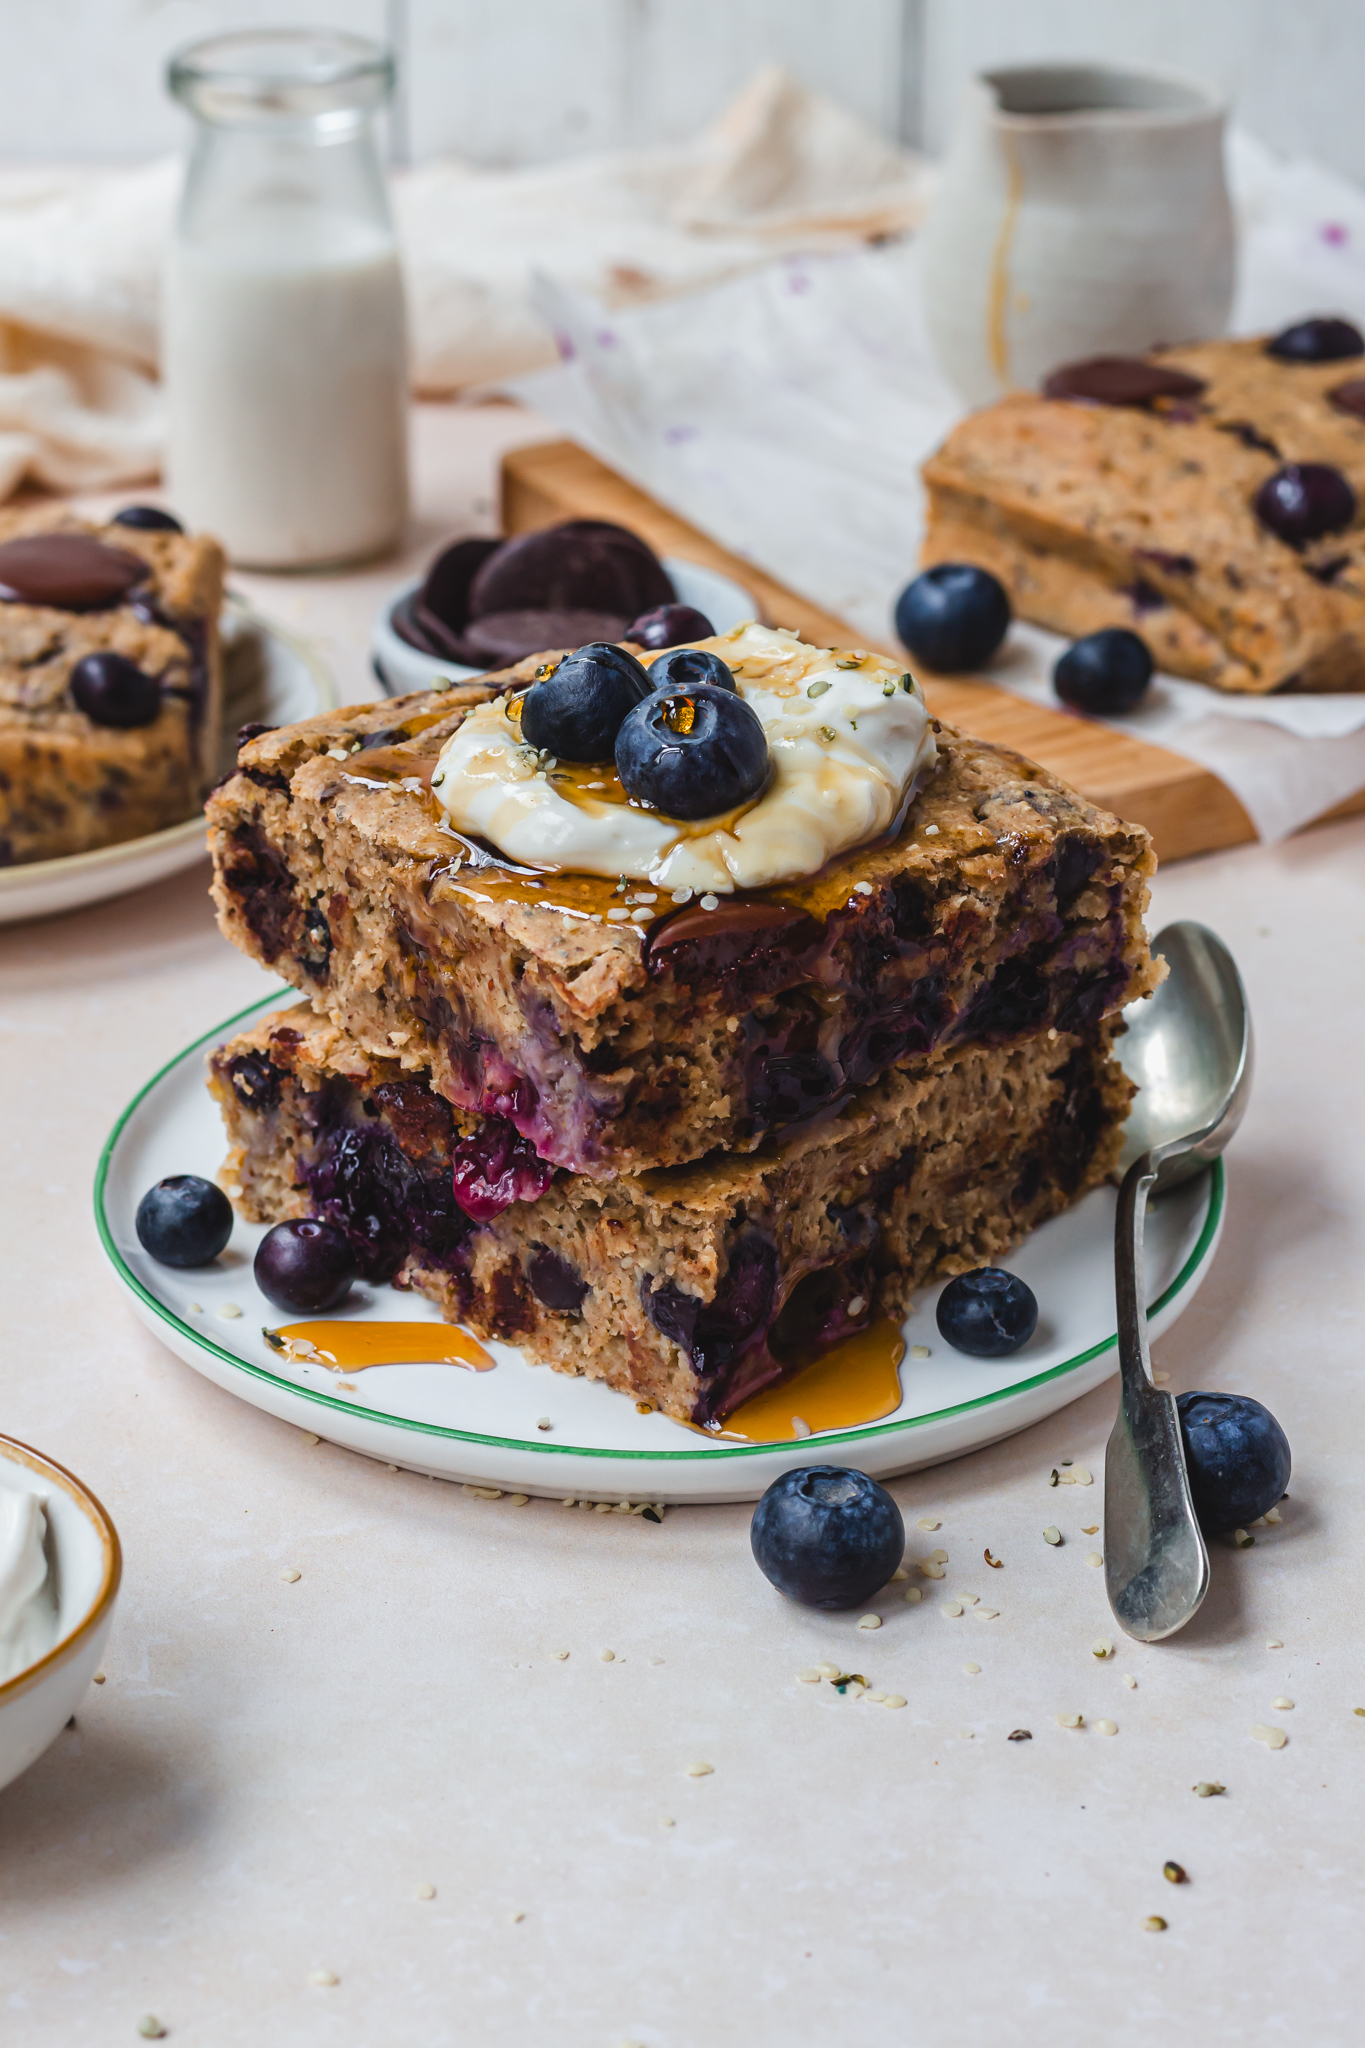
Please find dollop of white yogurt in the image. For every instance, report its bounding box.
[430,624,937,894]
[0,1482,59,1684]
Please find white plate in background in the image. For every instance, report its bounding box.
[0,597,336,927]
[370,556,762,697]
[96,992,1224,1505]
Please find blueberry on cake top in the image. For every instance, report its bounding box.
[0,505,224,866]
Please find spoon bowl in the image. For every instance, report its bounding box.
[1105,920,1252,1641]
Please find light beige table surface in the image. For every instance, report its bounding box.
[2,405,1364,2048]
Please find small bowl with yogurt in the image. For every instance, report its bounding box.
[370,518,761,696]
[0,1436,121,1793]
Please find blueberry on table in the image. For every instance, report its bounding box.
[111,504,185,533]
[628,602,715,650]
[936,1268,1038,1357]
[751,1465,904,1610]
[1253,463,1356,546]
[894,563,1011,672]
[1177,1391,1291,1534]
[254,1219,356,1314]
[644,646,736,694]
[519,642,651,761]
[1053,629,1153,715]
[1265,316,1364,364]
[615,684,769,820]
[135,1176,233,1268]
[70,651,161,728]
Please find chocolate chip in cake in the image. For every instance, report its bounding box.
[1042,356,1206,408]
[0,533,148,611]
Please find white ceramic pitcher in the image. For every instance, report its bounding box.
[922,64,1234,407]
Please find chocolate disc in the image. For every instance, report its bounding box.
[1042,357,1207,408]
[0,533,147,611]
[418,536,503,634]
[461,609,632,668]
[469,520,674,622]
[1328,377,1365,424]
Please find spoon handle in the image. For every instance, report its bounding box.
[1104,1152,1210,1641]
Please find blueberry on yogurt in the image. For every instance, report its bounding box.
[1177,1391,1291,1534]
[645,646,737,694]
[751,1465,904,1610]
[136,1175,234,1267]
[936,1268,1038,1357]
[894,563,1011,672]
[519,641,651,761]
[255,1219,356,1314]
[615,684,769,819]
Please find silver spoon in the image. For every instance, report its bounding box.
[1104,921,1253,1642]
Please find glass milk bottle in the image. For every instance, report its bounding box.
[164,30,409,568]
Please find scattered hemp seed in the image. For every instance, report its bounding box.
[972,1607,999,1620]
[1007,1729,1032,1742]
[136,2019,167,2040]
[1266,1639,1284,1650]
[1233,1527,1255,1548]
[93,1671,106,1684]
[1043,1527,1063,1546]
[924,824,940,837]
[537,1418,553,1431]
[1123,1674,1138,1689]
[792,1417,812,1439]
[685,1762,714,1777]
[984,1549,1003,1569]
[1081,1525,1099,1536]
[551,1650,569,1661]
[300,1431,320,1446]
[659,1816,675,1827]
[671,886,693,904]
[1095,1719,1118,1736]
[1056,1713,1083,1729]
[1093,1639,1114,1659]
[815,1662,841,1679]
[1194,1781,1225,1797]
[508,1910,525,1924]
[956,1592,979,1605]
[929,1548,949,1562]
[507,1494,529,1507]
[857,1614,882,1630]
[280,1568,301,1583]
[307,1969,339,1987]
[1070,1466,1093,1486]
[1163,1862,1188,1885]
[217,1302,243,1320]
[1251,1724,1288,1749]
[919,1562,945,1579]
[1264,1506,1282,1525]
[962,1662,981,1676]
[853,880,874,895]
[187,1300,203,1314]
[917,1518,941,1531]
[700,893,720,911]
[903,1586,922,1604]
[942,1602,964,1619]
[600,1650,615,1662]
[1085,1552,1104,1568]
[416,1883,436,1900]
[890,1567,909,1582]
[1272,1697,1295,1711]
[1143,1916,1167,1933]
[797,1669,822,1683]
[910,1344,930,1359]
[883,1695,907,1709]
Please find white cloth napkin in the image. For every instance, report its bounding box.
[511,129,1365,842]
[0,69,929,494]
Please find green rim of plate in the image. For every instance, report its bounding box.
[94,993,1225,1463]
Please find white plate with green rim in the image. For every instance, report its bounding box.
[95,993,1225,1505]
[0,597,336,927]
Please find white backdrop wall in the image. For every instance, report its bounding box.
[1,0,1363,184]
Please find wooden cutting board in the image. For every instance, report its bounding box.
[501,438,1365,863]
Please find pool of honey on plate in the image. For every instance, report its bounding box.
[271,1321,495,1372]
[701,1321,907,1443]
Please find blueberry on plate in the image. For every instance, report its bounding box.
[628,602,715,650]
[751,1465,904,1610]
[135,1175,233,1268]
[519,641,651,761]
[894,563,1011,672]
[69,651,161,728]
[110,504,185,533]
[1053,628,1153,715]
[936,1268,1038,1357]
[1265,316,1364,364]
[1253,462,1356,546]
[254,1219,356,1314]
[615,684,769,820]
[644,646,736,694]
[1177,1391,1291,1534]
